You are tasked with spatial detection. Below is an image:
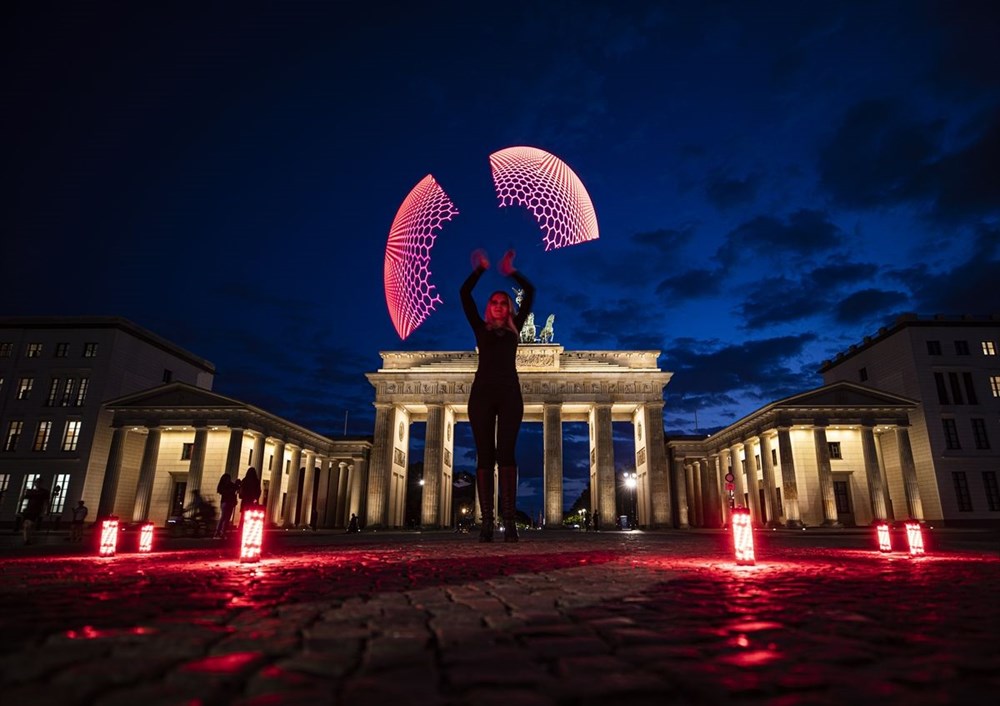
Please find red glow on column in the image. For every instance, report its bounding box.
[876,522,892,552]
[240,507,265,562]
[905,521,925,555]
[489,146,599,251]
[138,522,155,553]
[384,174,459,340]
[99,518,119,557]
[731,507,756,565]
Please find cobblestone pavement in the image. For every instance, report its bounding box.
[1,527,998,706]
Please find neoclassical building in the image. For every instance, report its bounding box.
[364,346,673,530]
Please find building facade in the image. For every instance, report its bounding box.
[819,314,1000,526]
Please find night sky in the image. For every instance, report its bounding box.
[5,1,999,517]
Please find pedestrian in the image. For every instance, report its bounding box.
[460,248,534,543]
[70,500,88,542]
[215,474,238,538]
[347,513,360,533]
[238,466,262,527]
[20,479,50,545]
[593,510,600,532]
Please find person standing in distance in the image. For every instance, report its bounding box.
[460,248,534,543]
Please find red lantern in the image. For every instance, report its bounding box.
[731,507,755,565]
[905,521,925,556]
[240,507,265,563]
[99,518,119,557]
[138,522,155,553]
[876,522,892,552]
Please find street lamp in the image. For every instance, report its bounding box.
[624,472,637,529]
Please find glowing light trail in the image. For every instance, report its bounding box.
[384,174,459,340]
[489,146,599,251]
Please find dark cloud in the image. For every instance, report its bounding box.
[631,225,696,251]
[655,267,722,304]
[736,277,829,328]
[809,261,881,290]
[705,172,759,211]
[929,110,1000,222]
[715,209,843,270]
[833,288,911,325]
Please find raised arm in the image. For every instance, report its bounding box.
[460,264,487,328]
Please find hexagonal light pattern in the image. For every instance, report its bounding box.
[489,146,599,251]
[384,174,459,340]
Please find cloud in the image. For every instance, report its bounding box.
[736,276,829,328]
[655,267,723,304]
[705,172,760,211]
[715,209,843,270]
[833,288,910,325]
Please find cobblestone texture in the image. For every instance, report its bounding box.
[1,527,997,705]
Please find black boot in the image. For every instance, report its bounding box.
[499,466,519,543]
[476,469,495,542]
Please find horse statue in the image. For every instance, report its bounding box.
[539,314,555,343]
[520,313,536,343]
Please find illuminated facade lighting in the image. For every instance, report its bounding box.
[99,518,119,557]
[489,146,599,251]
[384,174,459,340]
[905,521,925,556]
[138,522,155,553]
[240,507,265,562]
[876,522,892,552]
[731,507,755,565]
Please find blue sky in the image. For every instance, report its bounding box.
[5,1,999,517]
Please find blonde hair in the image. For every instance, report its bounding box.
[483,291,519,335]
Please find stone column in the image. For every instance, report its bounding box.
[315,457,332,527]
[742,439,762,525]
[718,448,733,527]
[185,426,209,508]
[349,456,369,527]
[701,454,722,528]
[861,425,888,522]
[684,463,696,526]
[265,439,286,526]
[366,404,395,528]
[759,434,780,527]
[692,460,704,527]
[132,427,161,522]
[672,457,690,528]
[97,426,128,518]
[589,404,615,530]
[301,450,316,528]
[422,404,445,528]
[543,403,563,528]
[337,461,350,527]
[283,446,302,526]
[776,427,802,527]
[896,427,925,520]
[224,427,244,481]
[643,403,671,528]
[813,426,840,526]
[730,443,746,507]
[250,433,266,476]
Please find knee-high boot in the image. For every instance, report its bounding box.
[499,466,519,542]
[476,469,494,542]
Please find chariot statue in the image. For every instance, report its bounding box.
[520,313,536,343]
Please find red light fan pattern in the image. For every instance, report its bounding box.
[489,146,599,251]
[384,174,459,340]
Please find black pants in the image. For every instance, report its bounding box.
[468,380,524,470]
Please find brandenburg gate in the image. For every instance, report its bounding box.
[364,345,673,530]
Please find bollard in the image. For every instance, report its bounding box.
[876,522,892,552]
[731,507,755,565]
[905,521,925,556]
[99,517,119,557]
[240,507,265,563]
[138,522,155,553]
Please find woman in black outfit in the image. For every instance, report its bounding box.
[461,248,534,542]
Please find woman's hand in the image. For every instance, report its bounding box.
[471,248,489,271]
[498,249,516,276]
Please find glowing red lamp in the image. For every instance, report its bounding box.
[731,507,755,565]
[138,522,155,553]
[905,521,925,556]
[99,517,119,557]
[876,522,892,552]
[240,507,265,563]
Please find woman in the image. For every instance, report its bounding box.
[461,248,534,542]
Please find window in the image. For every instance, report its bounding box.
[75,378,89,406]
[949,372,965,404]
[954,340,970,355]
[934,373,950,404]
[33,421,52,451]
[952,472,973,511]
[83,342,98,358]
[17,377,34,400]
[771,448,778,466]
[984,472,1000,511]
[983,341,996,356]
[0,473,9,498]
[964,372,978,405]
[833,481,851,514]
[927,340,942,355]
[50,473,70,514]
[971,418,990,449]
[858,367,868,382]
[4,421,23,451]
[0,342,12,358]
[181,442,194,460]
[62,421,81,452]
[942,419,961,449]
[247,448,254,465]
[754,453,761,470]
[26,343,43,358]
[60,378,76,406]
[992,376,1000,398]
[55,343,69,358]
[18,474,41,513]
[828,441,842,459]
[46,378,60,406]
[163,369,173,383]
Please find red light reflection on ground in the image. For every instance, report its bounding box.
[182,651,262,673]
